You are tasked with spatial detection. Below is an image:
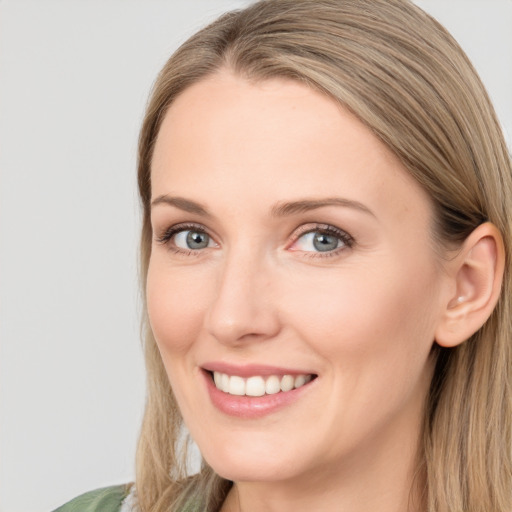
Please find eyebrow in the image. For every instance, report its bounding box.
[151,195,211,216]
[151,195,375,218]
[271,197,375,218]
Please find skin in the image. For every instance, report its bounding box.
[147,70,455,512]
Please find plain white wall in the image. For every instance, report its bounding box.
[0,2,510,511]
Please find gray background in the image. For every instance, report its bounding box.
[1,1,510,511]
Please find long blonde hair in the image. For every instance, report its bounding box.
[135,1,512,510]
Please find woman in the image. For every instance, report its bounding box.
[55,0,512,511]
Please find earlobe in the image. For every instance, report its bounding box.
[435,222,505,348]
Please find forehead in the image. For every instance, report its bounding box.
[151,70,432,228]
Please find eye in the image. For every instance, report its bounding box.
[290,225,353,255]
[156,223,217,253]
[174,230,213,250]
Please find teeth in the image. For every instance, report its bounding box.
[294,375,306,388]
[212,371,313,396]
[280,374,294,392]
[246,376,265,397]
[265,375,281,395]
[230,376,245,396]
[221,373,230,393]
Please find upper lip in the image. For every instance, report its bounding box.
[201,362,317,378]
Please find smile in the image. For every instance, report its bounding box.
[202,366,318,418]
[212,371,314,396]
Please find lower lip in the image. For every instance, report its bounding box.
[202,371,315,419]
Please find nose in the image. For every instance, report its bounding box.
[204,249,281,346]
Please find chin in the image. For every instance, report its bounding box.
[208,457,298,483]
[198,434,306,483]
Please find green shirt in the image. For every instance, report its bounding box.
[52,483,205,512]
[52,485,128,512]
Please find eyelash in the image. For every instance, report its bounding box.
[290,224,354,259]
[155,222,355,258]
[156,223,210,256]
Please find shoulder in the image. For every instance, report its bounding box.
[52,485,131,512]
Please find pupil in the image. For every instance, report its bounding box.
[313,233,338,252]
[186,231,209,249]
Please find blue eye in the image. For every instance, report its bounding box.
[156,224,216,253]
[174,229,213,250]
[292,227,352,253]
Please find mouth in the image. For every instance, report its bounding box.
[210,371,315,397]
[201,363,318,418]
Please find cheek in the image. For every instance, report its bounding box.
[283,261,440,447]
[283,258,440,375]
[146,256,211,355]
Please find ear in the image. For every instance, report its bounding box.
[435,222,505,348]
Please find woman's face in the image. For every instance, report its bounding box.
[147,71,449,486]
